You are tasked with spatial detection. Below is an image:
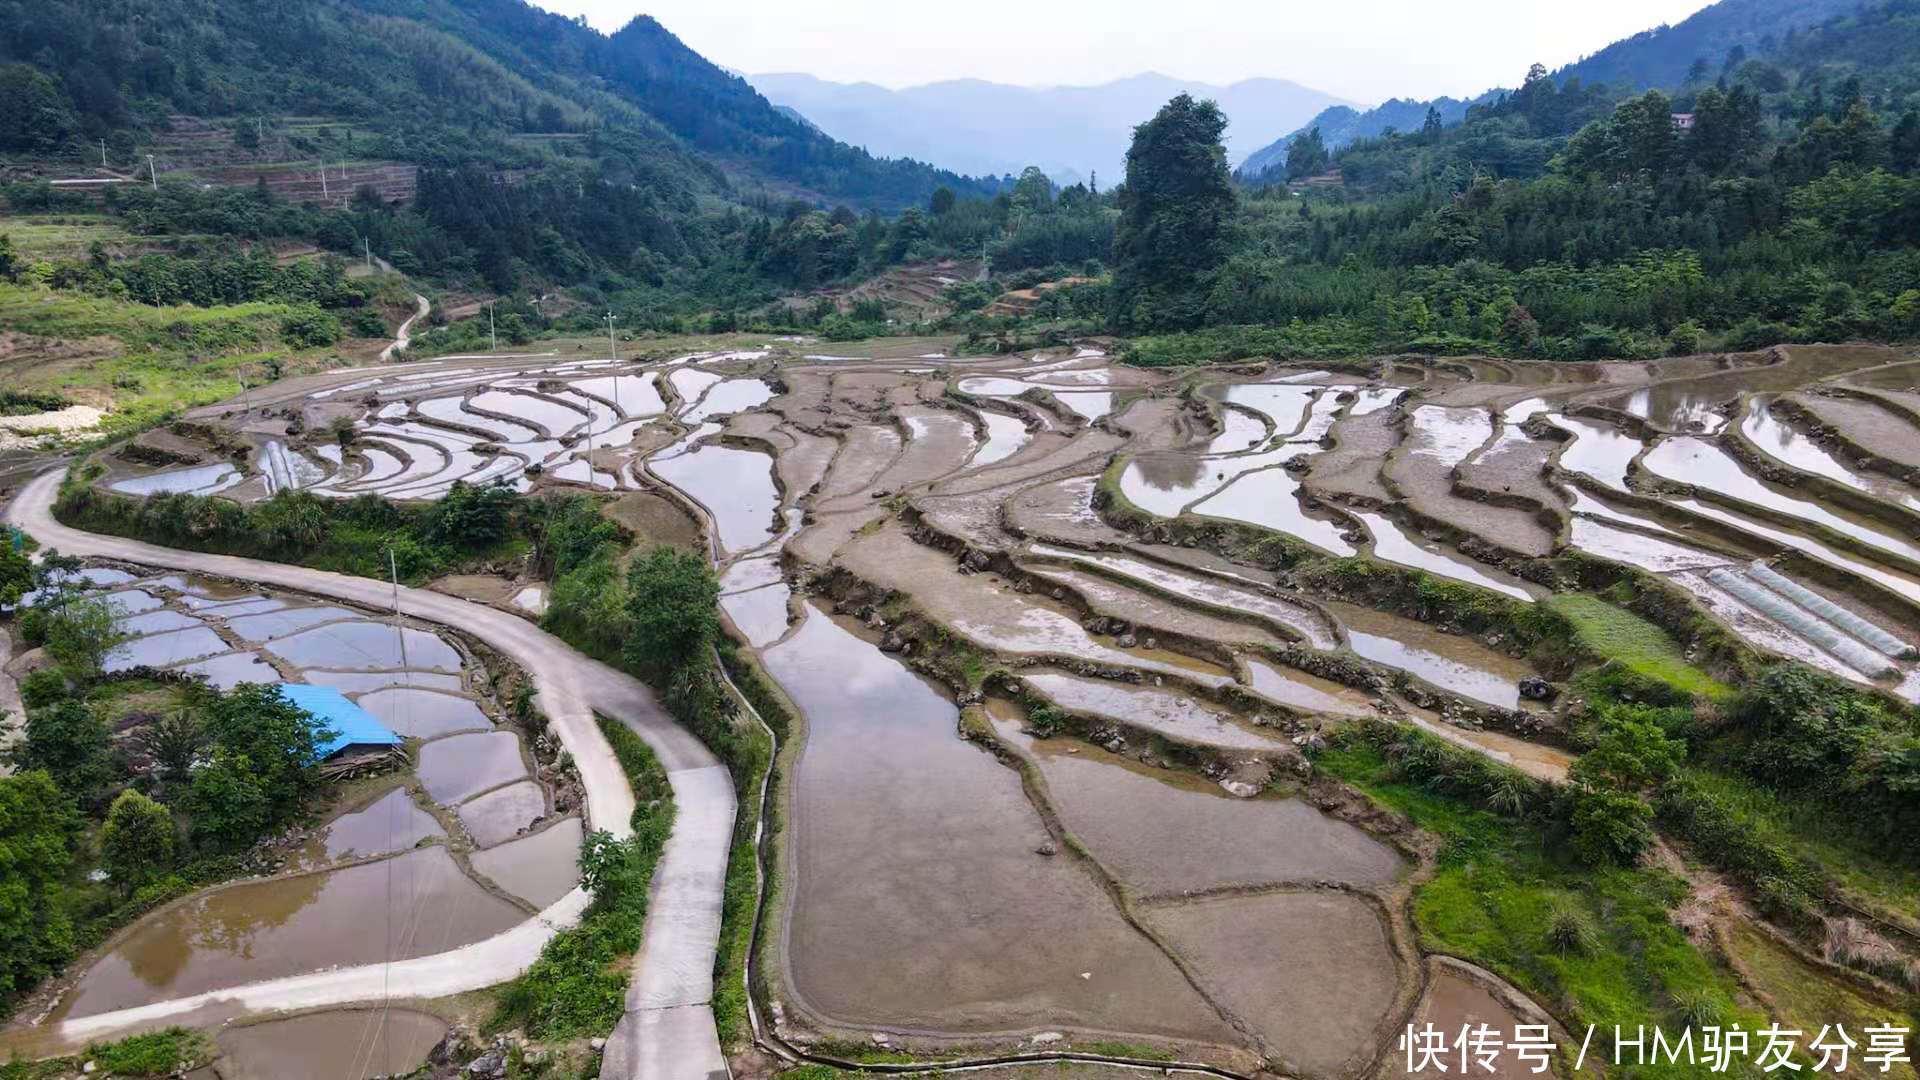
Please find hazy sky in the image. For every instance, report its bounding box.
[530,0,1716,102]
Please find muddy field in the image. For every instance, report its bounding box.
[74,335,1920,1071]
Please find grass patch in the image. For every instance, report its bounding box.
[1671,766,1920,921]
[1,1027,210,1078]
[0,282,342,434]
[1316,742,1763,1077]
[1547,593,1728,698]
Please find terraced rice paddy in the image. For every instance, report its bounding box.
[26,567,579,1022]
[93,337,1920,1066]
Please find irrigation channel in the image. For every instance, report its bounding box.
[15,336,1920,1076]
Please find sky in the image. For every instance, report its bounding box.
[529,0,1718,103]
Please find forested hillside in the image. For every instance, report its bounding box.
[1236,0,1871,184]
[0,0,993,211]
[1099,0,1920,364]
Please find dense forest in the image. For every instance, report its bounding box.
[1102,0,1920,362]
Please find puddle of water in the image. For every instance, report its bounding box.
[763,608,1237,1040]
[1242,658,1374,716]
[416,731,527,804]
[1053,390,1114,421]
[356,688,492,739]
[266,622,462,672]
[569,374,666,417]
[467,391,585,438]
[470,817,581,909]
[180,595,283,616]
[217,1008,448,1080]
[1550,416,1642,491]
[1567,517,1732,572]
[1029,544,1335,647]
[98,589,164,615]
[681,378,774,424]
[1620,384,1730,433]
[1207,407,1269,454]
[1024,671,1281,751]
[1741,397,1920,510]
[947,587,1232,687]
[173,651,281,689]
[299,787,444,867]
[720,557,784,592]
[720,584,791,648]
[458,780,548,848]
[299,669,464,694]
[106,626,231,672]
[1144,891,1400,1077]
[1406,406,1493,467]
[1291,388,1354,443]
[972,411,1031,466]
[56,847,522,1019]
[1562,487,1675,533]
[1325,602,1527,710]
[1194,467,1358,556]
[1348,388,1404,416]
[1214,384,1315,435]
[992,708,1401,892]
[1118,455,1211,516]
[1643,437,1920,564]
[649,443,779,554]
[222,606,363,643]
[108,463,242,497]
[1354,512,1532,601]
[416,397,542,443]
[669,368,724,409]
[118,609,205,637]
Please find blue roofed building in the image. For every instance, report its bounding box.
[274,683,404,761]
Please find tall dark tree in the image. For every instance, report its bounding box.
[1110,94,1236,331]
[1285,127,1331,180]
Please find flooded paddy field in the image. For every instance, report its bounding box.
[17,565,582,1028]
[87,337,1920,1064]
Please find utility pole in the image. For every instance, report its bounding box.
[319,167,329,201]
[364,236,372,274]
[147,155,157,190]
[99,139,107,168]
[486,300,497,352]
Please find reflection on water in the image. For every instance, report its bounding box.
[1740,396,1920,510]
[1353,511,1532,601]
[762,606,1234,1037]
[57,848,522,1018]
[1325,602,1529,710]
[1642,437,1920,564]
[218,1009,449,1080]
[1025,670,1282,750]
[650,443,779,554]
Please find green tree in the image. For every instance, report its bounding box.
[199,684,327,827]
[185,748,272,850]
[1569,712,1685,792]
[0,233,17,283]
[0,771,82,998]
[622,546,720,677]
[0,64,76,152]
[1110,94,1237,330]
[100,789,176,890]
[928,186,956,216]
[42,597,128,683]
[1285,126,1330,180]
[1570,785,1656,866]
[135,697,205,794]
[9,700,115,804]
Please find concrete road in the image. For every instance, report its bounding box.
[4,470,734,1080]
[380,292,430,362]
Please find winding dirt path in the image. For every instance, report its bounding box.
[3,470,733,1080]
[380,292,430,363]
